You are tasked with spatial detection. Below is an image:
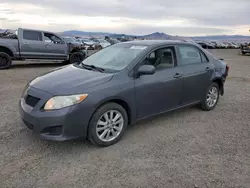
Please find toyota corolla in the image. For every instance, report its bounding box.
[19,40,229,146]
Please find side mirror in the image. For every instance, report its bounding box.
[137,65,155,76]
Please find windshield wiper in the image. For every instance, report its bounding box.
[81,63,105,72]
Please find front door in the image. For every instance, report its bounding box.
[43,32,68,59]
[177,45,214,105]
[134,46,183,120]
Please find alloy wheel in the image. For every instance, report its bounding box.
[96,110,124,142]
[206,86,218,108]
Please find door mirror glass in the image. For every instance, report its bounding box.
[138,65,155,76]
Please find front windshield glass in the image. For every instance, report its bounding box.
[81,44,148,71]
[98,39,108,43]
[82,39,91,42]
[64,37,76,43]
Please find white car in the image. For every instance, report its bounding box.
[93,39,111,48]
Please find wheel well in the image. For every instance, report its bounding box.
[98,99,131,125]
[70,49,78,54]
[0,46,13,57]
[212,78,223,94]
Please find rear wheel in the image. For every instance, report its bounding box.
[88,103,128,146]
[201,82,220,111]
[0,52,12,69]
[95,45,102,50]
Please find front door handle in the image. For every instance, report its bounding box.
[173,73,182,79]
[23,42,29,45]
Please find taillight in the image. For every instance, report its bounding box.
[225,65,229,76]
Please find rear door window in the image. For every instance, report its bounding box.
[178,45,202,65]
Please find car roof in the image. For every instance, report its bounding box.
[121,40,194,47]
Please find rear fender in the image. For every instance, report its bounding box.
[211,76,224,95]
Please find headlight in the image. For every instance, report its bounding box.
[44,94,88,110]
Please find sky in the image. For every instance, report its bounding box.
[0,0,250,36]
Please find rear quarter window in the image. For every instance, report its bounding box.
[23,30,43,41]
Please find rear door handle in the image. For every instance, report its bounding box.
[205,67,211,71]
[23,42,29,45]
[173,73,182,79]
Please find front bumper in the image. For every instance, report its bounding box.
[242,49,250,53]
[19,86,93,141]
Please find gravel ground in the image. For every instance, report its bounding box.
[0,49,249,188]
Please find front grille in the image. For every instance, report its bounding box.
[25,95,40,107]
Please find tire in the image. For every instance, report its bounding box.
[0,52,12,69]
[88,103,128,146]
[69,52,85,64]
[201,82,220,111]
[62,60,70,65]
[242,52,246,55]
[95,45,102,50]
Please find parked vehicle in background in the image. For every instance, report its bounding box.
[196,41,215,49]
[78,38,103,50]
[210,41,226,49]
[210,41,219,48]
[230,42,240,49]
[62,36,81,45]
[0,29,87,69]
[240,42,250,55]
[104,36,121,45]
[91,38,111,48]
[19,40,229,146]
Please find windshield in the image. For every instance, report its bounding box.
[98,39,108,43]
[64,37,77,43]
[81,44,147,71]
[82,39,92,42]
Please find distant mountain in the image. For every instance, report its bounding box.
[0,29,6,33]
[108,33,136,38]
[1,28,250,41]
[60,30,249,41]
[59,30,112,37]
[60,31,175,40]
[139,32,171,39]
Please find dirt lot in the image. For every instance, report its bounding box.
[0,49,249,188]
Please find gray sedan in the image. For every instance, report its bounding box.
[19,40,229,146]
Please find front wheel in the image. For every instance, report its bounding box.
[88,103,128,146]
[69,52,85,64]
[201,82,220,111]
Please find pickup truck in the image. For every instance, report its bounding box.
[0,28,87,69]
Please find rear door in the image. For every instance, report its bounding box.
[19,30,47,58]
[176,44,214,105]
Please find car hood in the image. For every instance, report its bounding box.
[100,43,111,47]
[84,42,95,45]
[30,65,114,95]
